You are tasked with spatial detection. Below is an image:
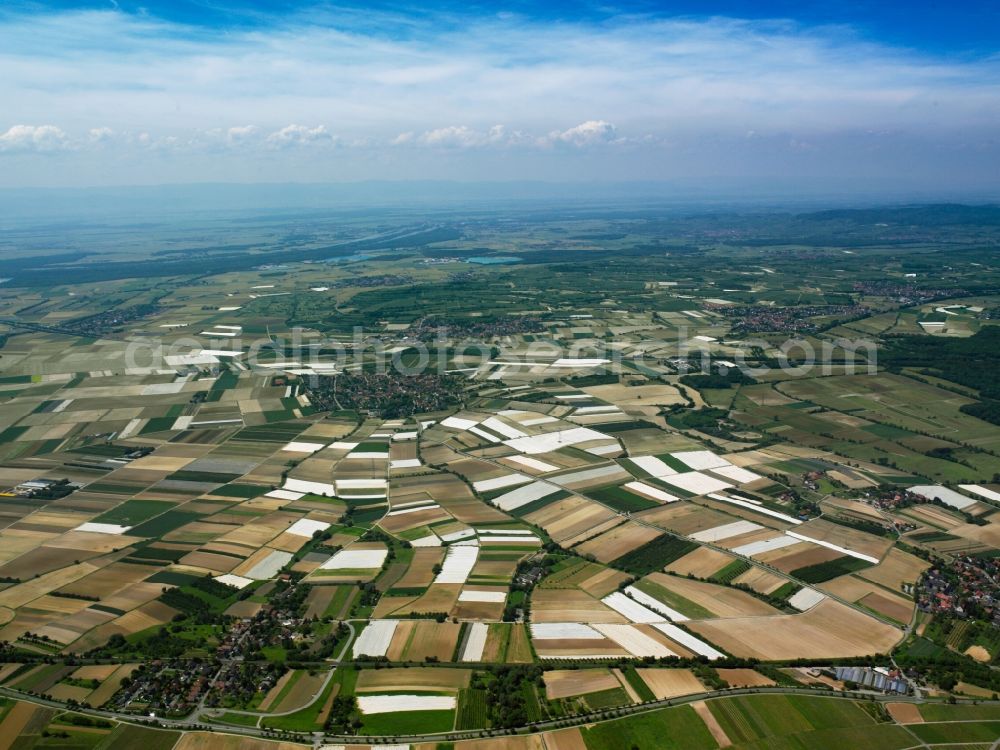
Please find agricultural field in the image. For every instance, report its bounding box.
[0,204,999,745]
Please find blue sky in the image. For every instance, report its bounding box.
[1,1,999,192]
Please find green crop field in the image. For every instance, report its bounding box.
[581,704,719,750]
[360,709,456,735]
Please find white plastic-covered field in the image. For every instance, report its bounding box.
[410,534,442,547]
[390,458,423,469]
[785,530,880,564]
[520,416,559,426]
[711,465,764,484]
[627,455,679,478]
[574,405,622,415]
[690,520,763,543]
[731,535,800,557]
[213,574,253,589]
[624,586,688,622]
[788,587,827,611]
[671,451,731,471]
[459,590,507,602]
[473,473,532,493]
[73,522,131,535]
[651,622,724,660]
[441,415,479,431]
[494,481,562,511]
[285,518,331,538]
[530,622,604,640]
[551,357,610,367]
[586,443,622,456]
[476,528,536,536]
[623,481,679,504]
[348,451,390,459]
[283,478,336,496]
[909,485,977,511]
[328,441,358,451]
[386,504,440,517]
[593,624,674,658]
[550,465,627,486]
[352,620,398,658]
[662,471,732,495]
[434,545,479,584]
[439,528,476,543]
[281,441,327,453]
[601,591,665,623]
[959,484,1000,502]
[320,548,388,570]
[245,550,293,580]
[461,622,489,662]
[469,426,502,443]
[266,489,304,501]
[480,535,540,544]
[358,695,456,714]
[708,493,801,524]
[503,427,611,455]
[505,455,559,473]
[480,416,527,439]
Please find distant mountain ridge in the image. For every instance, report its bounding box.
[800,204,1000,226]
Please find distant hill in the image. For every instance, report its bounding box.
[799,204,1000,226]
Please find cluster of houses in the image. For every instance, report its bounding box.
[110,659,216,717]
[708,302,864,335]
[918,556,1000,624]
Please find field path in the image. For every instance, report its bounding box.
[691,700,730,747]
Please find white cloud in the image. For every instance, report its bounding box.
[0,8,998,186]
[88,126,114,142]
[226,125,258,144]
[266,124,335,147]
[549,120,620,147]
[0,124,70,152]
[409,124,532,148]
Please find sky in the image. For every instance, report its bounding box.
[2,1,999,194]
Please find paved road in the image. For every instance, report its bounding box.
[2,682,996,746]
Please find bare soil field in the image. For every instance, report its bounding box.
[540,727,587,750]
[644,573,780,618]
[857,549,930,591]
[687,599,902,660]
[667,547,736,578]
[692,699,731,747]
[356,667,471,691]
[758,544,840,573]
[821,575,913,623]
[715,668,775,687]
[544,669,620,699]
[634,668,704,699]
[532,589,626,623]
[578,567,630,597]
[574,522,661,563]
[273,669,327,713]
[793,518,893,559]
[526,496,618,544]
[175,732,303,750]
[887,703,923,724]
[390,583,462,615]
[450,736,545,750]
[404,620,462,661]
[507,623,534,662]
[731,566,788,595]
[639,503,732,536]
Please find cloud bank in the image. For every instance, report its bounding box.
[0,6,998,189]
